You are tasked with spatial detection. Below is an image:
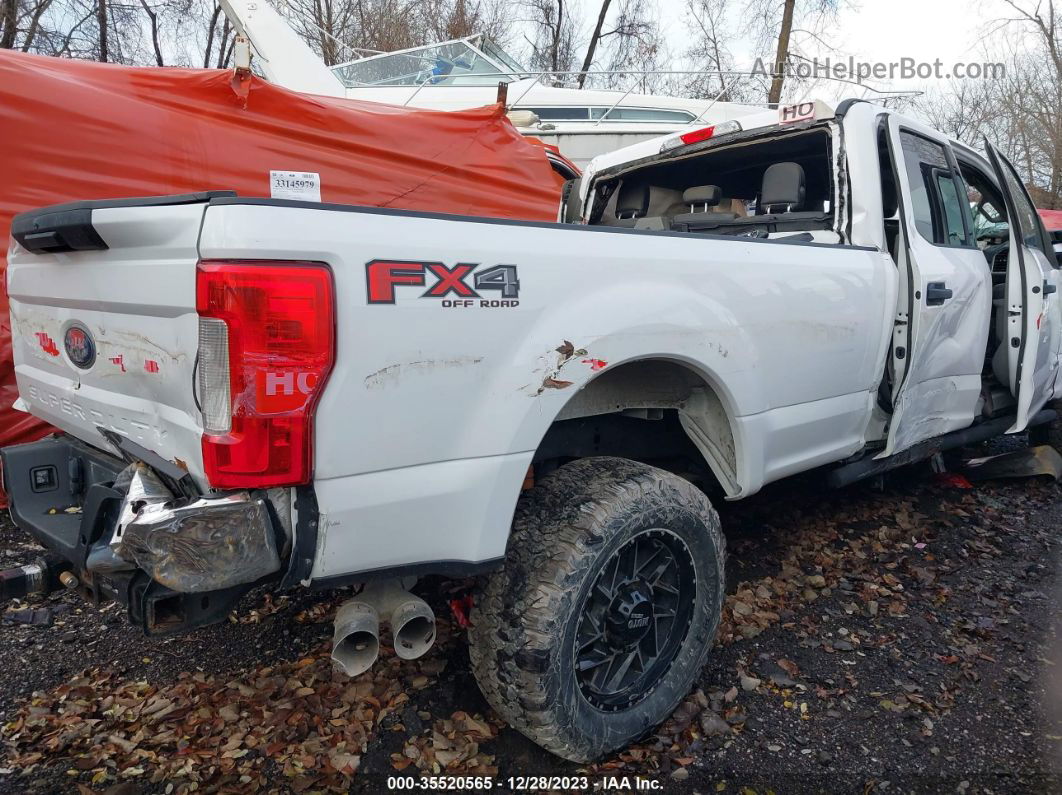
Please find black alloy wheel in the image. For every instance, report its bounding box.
[470,457,727,762]
[575,528,696,711]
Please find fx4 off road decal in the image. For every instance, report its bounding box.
[366,260,520,307]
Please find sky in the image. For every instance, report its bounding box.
[641,0,998,100]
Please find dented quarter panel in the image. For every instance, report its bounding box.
[197,202,892,577]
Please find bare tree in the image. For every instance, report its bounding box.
[1,0,88,55]
[683,0,730,98]
[95,0,107,60]
[998,1,1062,206]
[3,0,513,75]
[282,0,504,65]
[0,0,189,62]
[19,0,55,50]
[200,1,222,66]
[576,0,611,86]
[1,0,18,48]
[765,0,793,104]
[0,0,42,50]
[523,0,579,76]
[282,0,361,65]
[596,0,665,91]
[945,0,1062,207]
[431,0,511,44]
[682,0,764,100]
[139,0,164,64]
[214,12,231,66]
[913,79,996,147]
[745,0,842,104]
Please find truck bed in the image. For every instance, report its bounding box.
[8,194,895,580]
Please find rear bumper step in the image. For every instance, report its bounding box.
[0,434,279,634]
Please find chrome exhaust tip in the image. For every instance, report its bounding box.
[331,580,437,676]
[331,599,380,677]
[390,594,436,661]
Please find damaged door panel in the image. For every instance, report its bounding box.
[880,115,992,457]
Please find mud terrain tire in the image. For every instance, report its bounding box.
[469,457,726,762]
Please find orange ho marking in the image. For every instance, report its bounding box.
[35,332,59,356]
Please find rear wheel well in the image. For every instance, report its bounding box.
[531,359,739,497]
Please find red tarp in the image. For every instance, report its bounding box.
[1038,209,1062,231]
[0,50,566,501]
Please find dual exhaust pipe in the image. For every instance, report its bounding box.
[331,580,436,677]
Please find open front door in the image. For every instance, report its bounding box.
[881,115,993,457]
[984,141,1060,430]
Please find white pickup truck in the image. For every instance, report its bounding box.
[3,99,1061,762]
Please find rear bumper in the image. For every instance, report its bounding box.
[0,434,282,634]
[2,433,125,561]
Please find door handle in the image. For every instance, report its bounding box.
[925,282,953,306]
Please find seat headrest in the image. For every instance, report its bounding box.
[761,163,806,212]
[682,185,722,206]
[616,181,650,218]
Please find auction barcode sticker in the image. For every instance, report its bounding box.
[269,170,321,202]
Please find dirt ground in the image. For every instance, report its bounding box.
[0,444,1060,794]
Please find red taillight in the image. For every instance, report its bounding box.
[679,125,716,145]
[196,260,335,489]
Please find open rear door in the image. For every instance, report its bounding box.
[881,115,992,456]
[984,141,1060,430]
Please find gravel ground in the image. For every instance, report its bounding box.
[0,444,1060,794]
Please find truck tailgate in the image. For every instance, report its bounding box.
[7,199,208,483]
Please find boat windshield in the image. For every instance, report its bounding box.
[332,37,530,87]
